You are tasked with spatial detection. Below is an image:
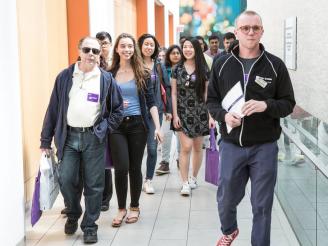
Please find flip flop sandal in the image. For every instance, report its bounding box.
[112,209,127,227]
[125,207,140,224]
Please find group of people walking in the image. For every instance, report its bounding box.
[40,10,295,246]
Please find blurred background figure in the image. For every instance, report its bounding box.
[196,35,212,69]
[96,31,112,70]
[158,47,167,63]
[156,44,182,175]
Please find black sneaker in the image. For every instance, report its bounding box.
[84,230,98,244]
[64,218,78,235]
[101,204,109,211]
[155,161,170,175]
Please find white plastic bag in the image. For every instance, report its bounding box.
[39,152,59,211]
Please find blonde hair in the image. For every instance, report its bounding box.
[235,10,263,27]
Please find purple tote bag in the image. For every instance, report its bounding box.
[205,128,219,186]
[31,170,42,226]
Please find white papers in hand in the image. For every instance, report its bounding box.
[221,81,245,133]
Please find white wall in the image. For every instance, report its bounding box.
[247,0,328,122]
[161,0,180,47]
[0,1,25,245]
[88,0,115,38]
[89,0,180,47]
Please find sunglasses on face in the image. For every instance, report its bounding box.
[81,47,101,55]
[238,25,263,34]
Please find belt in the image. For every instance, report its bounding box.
[123,115,141,122]
[67,125,93,132]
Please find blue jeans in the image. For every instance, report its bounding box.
[58,128,105,232]
[217,140,278,246]
[145,113,163,179]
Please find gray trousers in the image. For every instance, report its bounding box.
[217,140,278,246]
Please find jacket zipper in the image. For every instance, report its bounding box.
[97,75,111,125]
[232,51,264,146]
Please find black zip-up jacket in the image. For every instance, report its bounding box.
[40,64,124,160]
[207,44,296,146]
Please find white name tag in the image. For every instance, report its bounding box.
[255,76,268,88]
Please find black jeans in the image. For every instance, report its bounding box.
[58,129,105,232]
[109,115,147,209]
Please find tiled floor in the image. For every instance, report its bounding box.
[25,147,299,246]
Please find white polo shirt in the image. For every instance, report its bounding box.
[67,62,101,127]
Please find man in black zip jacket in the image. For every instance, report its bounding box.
[40,37,123,244]
[207,11,295,246]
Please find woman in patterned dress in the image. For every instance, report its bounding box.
[171,37,215,196]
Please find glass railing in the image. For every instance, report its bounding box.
[275,106,328,246]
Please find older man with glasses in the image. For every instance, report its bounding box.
[40,36,123,244]
[207,11,295,246]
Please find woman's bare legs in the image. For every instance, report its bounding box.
[191,136,204,178]
[178,132,193,182]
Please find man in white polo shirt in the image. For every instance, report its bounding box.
[40,37,123,244]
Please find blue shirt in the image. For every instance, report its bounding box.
[119,79,141,117]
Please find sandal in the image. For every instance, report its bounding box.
[125,207,140,224]
[112,209,127,227]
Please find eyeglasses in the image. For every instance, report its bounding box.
[238,25,263,34]
[81,47,101,55]
[101,41,110,46]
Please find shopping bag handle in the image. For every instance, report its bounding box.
[209,127,217,151]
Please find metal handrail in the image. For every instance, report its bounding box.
[286,118,328,157]
[281,123,328,179]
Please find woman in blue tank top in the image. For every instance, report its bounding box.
[108,33,163,227]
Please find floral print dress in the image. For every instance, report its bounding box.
[172,63,209,138]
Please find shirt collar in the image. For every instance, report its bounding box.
[73,62,101,78]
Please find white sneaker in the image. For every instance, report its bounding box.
[143,179,155,194]
[180,182,191,196]
[291,154,305,165]
[188,176,198,189]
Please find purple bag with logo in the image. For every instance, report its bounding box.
[105,141,113,169]
[31,170,42,226]
[205,128,219,186]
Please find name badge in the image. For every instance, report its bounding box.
[87,93,99,102]
[255,76,267,88]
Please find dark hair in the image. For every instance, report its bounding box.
[137,33,160,60]
[95,31,112,43]
[109,33,149,90]
[228,39,239,52]
[179,35,187,47]
[208,34,220,42]
[179,35,187,41]
[159,47,167,53]
[181,37,208,101]
[223,32,236,41]
[164,44,182,67]
[195,35,208,51]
